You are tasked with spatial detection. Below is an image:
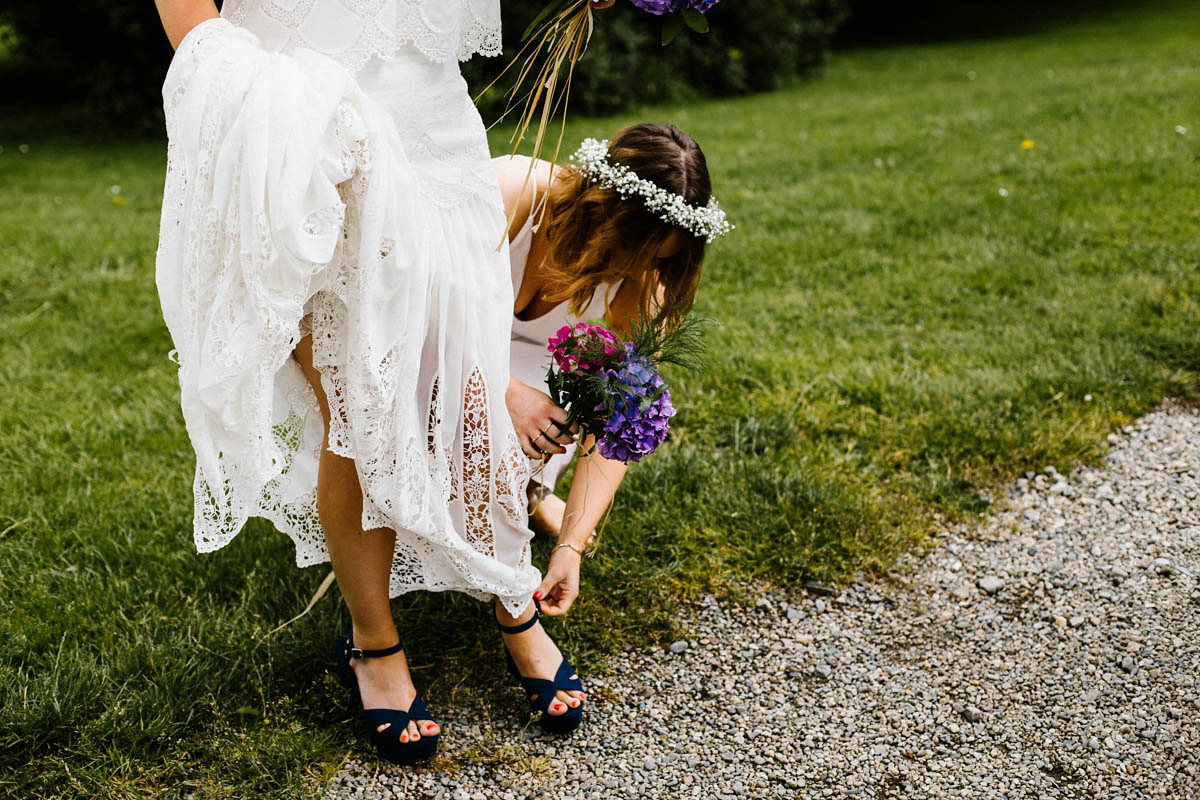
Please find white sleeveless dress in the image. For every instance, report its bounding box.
[501,157,621,491]
[156,0,540,615]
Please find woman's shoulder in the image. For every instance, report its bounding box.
[493,155,563,238]
[492,155,561,192]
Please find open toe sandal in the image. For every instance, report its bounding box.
[496,600,584,734]
[333,634,439,765]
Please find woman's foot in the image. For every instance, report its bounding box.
[348,632,440,743]
[495,602,585,720]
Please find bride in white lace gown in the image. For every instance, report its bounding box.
[152,0,602,763]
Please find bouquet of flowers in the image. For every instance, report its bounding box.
[489,0,724,180]
[544,317,703,464]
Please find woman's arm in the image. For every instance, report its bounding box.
[533,279,639,616]
[153,0,219,50]
[559,436,628,551]
[535,437,627,616]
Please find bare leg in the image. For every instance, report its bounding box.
[294,335,438,742]
[494,599,585,716]
[527,484,566,538]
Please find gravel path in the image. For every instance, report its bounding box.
[327,403,1200,799]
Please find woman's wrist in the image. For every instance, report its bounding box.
[552,541,585,558]
[555,530,595,555]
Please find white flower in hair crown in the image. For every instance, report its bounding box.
[569,138,733,243]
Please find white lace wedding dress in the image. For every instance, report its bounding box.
[156,0,541,615]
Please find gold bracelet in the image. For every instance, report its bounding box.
[552,542,585,557]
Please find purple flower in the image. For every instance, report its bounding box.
[596,387,676,463]
[593,353,676,463]
[628,0,676,13]
[628,0,720,15]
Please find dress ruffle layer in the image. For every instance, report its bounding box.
[157,18,539,615]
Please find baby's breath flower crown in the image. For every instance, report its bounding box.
[569,137,733,243]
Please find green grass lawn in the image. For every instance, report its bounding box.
[2,2,1198,797]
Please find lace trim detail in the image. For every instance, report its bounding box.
[223,0,503,73]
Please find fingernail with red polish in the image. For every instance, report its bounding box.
[534,590,543,599]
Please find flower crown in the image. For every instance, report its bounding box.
[569,137,733,243]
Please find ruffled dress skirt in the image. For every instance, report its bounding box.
[156,18,540,615]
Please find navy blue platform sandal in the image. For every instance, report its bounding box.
[333,634,439,766]
[496,600,584,734]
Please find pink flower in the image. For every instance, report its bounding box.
[548,323,623,375]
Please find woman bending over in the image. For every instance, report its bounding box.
[499,123,719,612]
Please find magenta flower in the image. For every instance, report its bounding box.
[548,322,621,375]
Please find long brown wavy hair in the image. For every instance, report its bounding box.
[541,123,712,327]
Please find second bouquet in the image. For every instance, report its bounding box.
[543,317,703,465]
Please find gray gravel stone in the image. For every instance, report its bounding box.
[326,402,1200,800]
[977,575,1004,594]
[667,640,688,654]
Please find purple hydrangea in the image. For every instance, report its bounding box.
[628,0,720,15]
[594,349,677,463]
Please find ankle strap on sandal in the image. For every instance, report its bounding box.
[348,637,405,661]
[497,598,542,635]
